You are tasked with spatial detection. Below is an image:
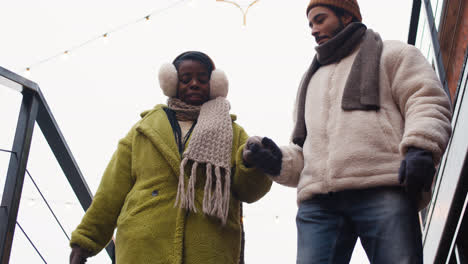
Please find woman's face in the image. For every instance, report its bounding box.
[177,59,211,105]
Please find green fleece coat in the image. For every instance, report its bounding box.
[70,104,272,264]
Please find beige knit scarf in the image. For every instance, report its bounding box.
[169,97,233,225]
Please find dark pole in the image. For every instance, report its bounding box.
[408,0,422,45]
[0,89,39,264]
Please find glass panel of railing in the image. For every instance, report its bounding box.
[421,0,438,61]
[415,6,427,50]
[420,20,433,60]
[433,0,444,30]
[429,0,439,17]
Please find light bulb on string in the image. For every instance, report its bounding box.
[144,15,152,26]
[24,67,31,77]
[61,50,70,60]
[102,33,109,45]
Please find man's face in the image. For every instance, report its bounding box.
[307,6,349,45]
[177,59,211,106]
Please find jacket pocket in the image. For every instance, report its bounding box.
[128,189,164,217]
[375,110,400,153]
[118,188,162,225]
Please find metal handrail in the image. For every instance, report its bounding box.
[0,66,115,263]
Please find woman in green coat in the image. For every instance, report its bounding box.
[69,51,272,264]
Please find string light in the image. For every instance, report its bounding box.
[24,67,31,77]
[102,33,110,45]
[19,0,187,74]
[61,50,70,60]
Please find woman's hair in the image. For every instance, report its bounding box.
[172,51,216,73]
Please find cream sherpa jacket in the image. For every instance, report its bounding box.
[274,40,452,209]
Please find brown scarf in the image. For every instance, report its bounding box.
[292,22,383,147]
[168,97,233,225]
[167,98,201,121]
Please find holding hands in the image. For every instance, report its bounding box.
[243,136,282,176]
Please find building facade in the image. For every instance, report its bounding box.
[408,0,468,263]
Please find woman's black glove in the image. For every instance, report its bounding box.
[243,136,282,176]
[398,147,436,195]
[70,245,92,264]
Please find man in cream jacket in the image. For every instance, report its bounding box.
[243,0,452,263]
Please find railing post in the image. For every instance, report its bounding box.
[408,0,422,45]
[0,89,39,263]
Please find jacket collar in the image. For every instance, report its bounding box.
[136,104,181,176]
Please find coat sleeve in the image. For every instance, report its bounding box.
[231,124,272,203]
[270,144,304,187]
[70,129,136,255]
[391,44,452,165]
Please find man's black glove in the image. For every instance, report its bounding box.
[398,147,436,195]
[243,136,282,176]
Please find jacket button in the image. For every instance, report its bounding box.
[152,190,159,196]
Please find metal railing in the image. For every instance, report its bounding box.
[407,0,451,100]
[0,66,115,263]
[408,0,468,263]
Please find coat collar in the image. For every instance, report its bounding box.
[136,104,181,176]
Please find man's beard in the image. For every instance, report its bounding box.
[331,19,346,38]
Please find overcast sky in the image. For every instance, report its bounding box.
[0,0,413,263]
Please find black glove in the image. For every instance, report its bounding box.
[398,147,436,195]
[243,137,282,176]
[70,245,92,264]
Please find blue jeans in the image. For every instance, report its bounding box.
[296,186,423,264]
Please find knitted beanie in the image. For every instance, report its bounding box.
[306,0,362,22]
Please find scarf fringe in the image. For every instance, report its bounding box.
[211,166,224,219]
[222,169,231,225]
[174,158,189,209]
[175,160,230,225]
[186,162,199,212]
[203,164,213,214]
